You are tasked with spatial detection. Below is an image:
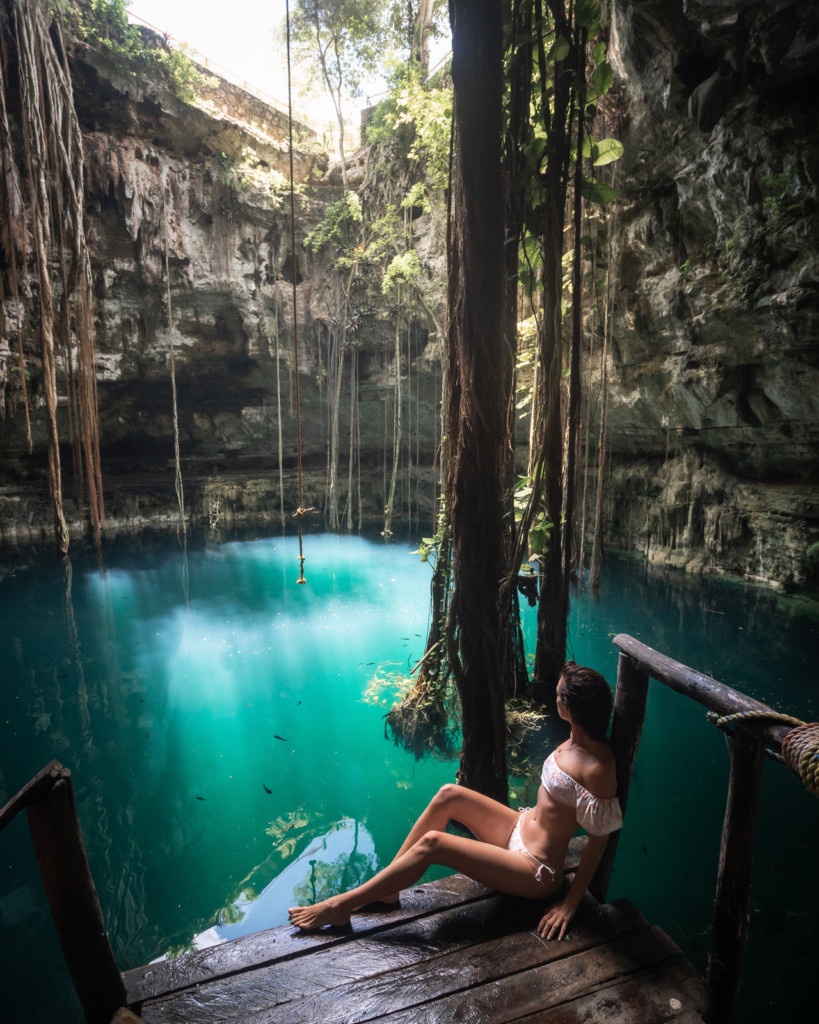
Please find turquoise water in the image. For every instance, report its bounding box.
[1,532,817,1023]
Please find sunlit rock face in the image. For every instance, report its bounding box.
[1,3,817,595]
[0,16,443,545]
[598,0,819,590]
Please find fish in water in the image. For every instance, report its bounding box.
[196,796,207,801]
[263,783,272,794]
[274,735,286,742]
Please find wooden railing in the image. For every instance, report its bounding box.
[593,634,810,1024]
[0,760,126,1024]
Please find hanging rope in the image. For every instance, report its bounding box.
[285,0,308,584]
[707,710,819,797]
[162,189,186,540]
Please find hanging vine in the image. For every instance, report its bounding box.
[161,188,186,538]
[1,0,104,554]
[388,0,624,775]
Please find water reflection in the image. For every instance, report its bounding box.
[177,818,377,954]
[1,534,817,1024]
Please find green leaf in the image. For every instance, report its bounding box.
[592,137,624,167]
[592,62,614,97]
[592,41,607,64]
[575,0,601,29]
[521,234,543,268]
[550,37,570,63]
[529,522,552,556]
[581,176,618,204]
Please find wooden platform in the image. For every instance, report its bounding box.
[123,872,704,1024]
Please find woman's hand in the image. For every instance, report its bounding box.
[537,897,578,941]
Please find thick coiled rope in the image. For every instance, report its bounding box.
[707,710,819,798]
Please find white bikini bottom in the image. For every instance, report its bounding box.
[506,808,556,885]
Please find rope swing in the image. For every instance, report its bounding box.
[285,0,309,584]
[708,710,819,798]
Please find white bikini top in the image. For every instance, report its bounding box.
[541,751,623,837]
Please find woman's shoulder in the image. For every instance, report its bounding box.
[565,741,617,799]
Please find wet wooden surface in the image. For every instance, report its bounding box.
[124,864,704,1024]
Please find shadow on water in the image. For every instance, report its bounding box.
[0,536,816,1024]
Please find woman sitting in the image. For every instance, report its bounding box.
[289,662,622,940]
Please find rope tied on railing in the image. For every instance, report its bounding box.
[707,710,819,797]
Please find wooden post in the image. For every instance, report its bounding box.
[27,776,126,1024]
[590,651,649,901]
[704,726,765,1024]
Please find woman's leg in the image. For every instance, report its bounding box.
[377,784,519,903]
[392,783,519,857]
[288,827,555,930]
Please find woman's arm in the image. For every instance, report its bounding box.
[536,833,608,940]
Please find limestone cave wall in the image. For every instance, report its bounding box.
[595,0,819,592]
[0,3,445,545]
[1,0,817,597]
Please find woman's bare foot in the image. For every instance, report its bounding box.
[288,898,351,930]
[354,892,401,912]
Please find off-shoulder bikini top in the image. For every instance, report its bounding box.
[541,751,623,836]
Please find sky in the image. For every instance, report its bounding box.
[125,1,449,129]
[127,0,326,119]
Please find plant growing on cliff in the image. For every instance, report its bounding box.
[304,191,363,258]
[365,62,452,194]
[215,148,290,209]
[59,0,206,103]
[723,169,807,302]
[303,190,366,530]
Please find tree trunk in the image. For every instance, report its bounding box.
[447,0,510,800]
[413,0,435,75]
[530,0,575,708]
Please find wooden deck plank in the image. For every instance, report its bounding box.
[126,856,703,1024]
[285,926,689,1024]
[138,898,644,1024]
[138,897,506,1024]
[125,875,491,1004]
[127,843,589,1006]
[515,960,704,1023]
[147,914,684,1024]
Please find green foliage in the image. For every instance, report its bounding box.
[215,148,289,208]
[514,474,553,557]
[382,249,421,294]
[385,0,449,63]
[414,497,449,567]
[62,0,205,103]
[582,135,624,168]
[153,47,206,104]
[723,170,806,301]
[575,0,602,34]
[365,63,452,192]
[577,45,620,207]
[402,181,431,214]
[304,192,363,256]
[288,0,391,99]
[581,176,617,204]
